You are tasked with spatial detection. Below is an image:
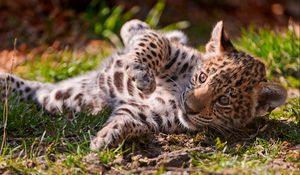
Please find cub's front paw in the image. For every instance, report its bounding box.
[90,136,109,151]
[128,64,156,94]
[90,130,120,151]
[121,19,149,46]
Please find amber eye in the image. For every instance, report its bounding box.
[198,72,207,83]
[218,96,230,105]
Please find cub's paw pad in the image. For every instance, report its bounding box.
[129,64,156,94]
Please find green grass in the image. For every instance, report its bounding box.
[0,28,299,174]
[236,27,300,88]
[15,46,112,82]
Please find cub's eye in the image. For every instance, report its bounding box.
[218,96,230,105]
[198,72,207,83]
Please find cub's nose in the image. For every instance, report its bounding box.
[184,85,213,115]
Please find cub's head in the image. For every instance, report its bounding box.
[183,21,287,131]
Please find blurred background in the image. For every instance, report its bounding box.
[0,0,299,48]
[0,0,299,87]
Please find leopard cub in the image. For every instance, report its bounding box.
[0,20,287,150]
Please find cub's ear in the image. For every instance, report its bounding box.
[205,21,235,53]
[255,82,287,116]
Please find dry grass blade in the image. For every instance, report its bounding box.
[0,38,17,154]
[0,80,9,154]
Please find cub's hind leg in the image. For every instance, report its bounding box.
[117,20,190,95]
[119,20,171,94]
[120,19,188,47]
[119,20,189,94]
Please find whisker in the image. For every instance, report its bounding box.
[164,74,188,112]
[208,124,224,136]
[165,75,184,92]
[179,92,186,113]
[194,117,210,125]
[208,123,226,136]
[215,123,236,137]
[196,116,213,123]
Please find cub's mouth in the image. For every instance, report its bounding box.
[184,102,200,115]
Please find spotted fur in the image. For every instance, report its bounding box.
[0,20,287,150]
